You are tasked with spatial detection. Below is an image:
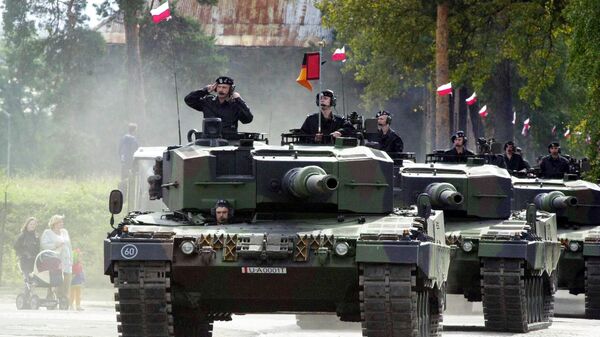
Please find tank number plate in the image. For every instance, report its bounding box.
[241,267,287,274]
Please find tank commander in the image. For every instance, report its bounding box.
[365,110,404,154]
[300,89,355,143]
[502,141,528,173]
[184,76,253,135]
[213,199,232,225]
[443,130,474,162]
[540,142,571,179]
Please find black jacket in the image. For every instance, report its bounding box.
[503,153,528,172]
[184,88,253,134]
[443,147,475,163]
[370,129,404,153]
[540,155,571,179]
[14,231,39,262]
[118,134,139,164]
[300,112,356,137]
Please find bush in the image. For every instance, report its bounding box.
[0,174,122,288]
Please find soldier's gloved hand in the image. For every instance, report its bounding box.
[331,131,342,138]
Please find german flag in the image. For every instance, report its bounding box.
[296,52,320,91]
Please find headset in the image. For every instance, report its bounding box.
[315,89,337,107]
[215,76,236,95]
[451,130,467,144]
[210,199,234,217]
[375,110,392,125]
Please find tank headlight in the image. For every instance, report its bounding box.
[569,241,580,252]
[180,241,196,255]
[462,241,474,253]
[334,242,350,256]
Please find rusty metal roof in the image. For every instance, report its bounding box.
[95,0,332,47]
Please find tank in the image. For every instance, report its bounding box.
[511,172,600,318]
[396,154,560,332]
[104,119,450,337]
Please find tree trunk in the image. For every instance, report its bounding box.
[488,60,513,142]
[435,1,450,150]
[123,3,147,125]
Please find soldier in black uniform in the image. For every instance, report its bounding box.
[300,89,355,143]
[502,141,528,173]
[184,76,253,136]
[443,131,474,163]
[515,147,531,169]
[540,142,571,179]
[366,110,404,153]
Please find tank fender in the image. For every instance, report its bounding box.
[583,227,600,257]
[478,240,560,273]
[104,239,173,275]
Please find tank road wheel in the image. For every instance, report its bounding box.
[481,258,554,332]
[359,263,442,337]
[113,261,174,337]
[585,257,600,319]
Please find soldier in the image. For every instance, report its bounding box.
[118,123,139,180]
[300,89,355,143]
[443,130,474,162]
[184,76,253,136]
[514,147,531,169]
[503,141,528,173]
[540,142,571,179]
[366,110,404,154]
[213,199,232,225]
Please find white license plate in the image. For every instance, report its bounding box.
[241,267,287,274]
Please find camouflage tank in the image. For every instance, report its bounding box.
[104,118,450,337]
[511,171,600,318]
[396,154,560,332]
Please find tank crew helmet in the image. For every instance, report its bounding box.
[451,130,467,144]
[504,140,515,150]
[215,76,234,85]
[548,141,560,153]
[375,110,392,125]
[315,89,337,107]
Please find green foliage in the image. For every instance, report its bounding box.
[0,174,120,287]
[566,0,600,180]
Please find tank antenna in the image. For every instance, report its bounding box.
[318,39,325,134]
[174,70,182,145]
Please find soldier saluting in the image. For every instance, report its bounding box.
[184,76,253,135]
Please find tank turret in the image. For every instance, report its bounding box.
[534,191,578,212]
[425,182,464,207]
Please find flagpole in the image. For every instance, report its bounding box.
[341,67,346,116]
[168,19,182,145]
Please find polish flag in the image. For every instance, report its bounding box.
[332,46,346,62]
[151,1,171,24]
[465,92,477,105]
[564,128,571,139]
[521,118,531,136]
[478,105,488,118]
[551,125,556,135]
[436,82,452,96]
[512,111,516,125]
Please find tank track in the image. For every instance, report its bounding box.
[481,258,554,332]
[113,261,175,337]
[359,263,442,337]
[585,257,600,319]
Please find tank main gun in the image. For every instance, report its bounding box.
[282,166,339,198]
[425,182,464,207]
[534,191,578,212]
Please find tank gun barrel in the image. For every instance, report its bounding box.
[534,191,578,212]
[425,183,464,207]
[283,166,339,199]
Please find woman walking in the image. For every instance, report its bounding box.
[13,217,40,283]
[40,215,73,302]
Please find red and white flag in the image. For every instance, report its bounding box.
[521,118,531,136]
[512,111,516,124]
[564,128,571,138]
[465,92,477,106]
[478,105,488,118]
[332,46,346,62]
[437,82,452,96]
[151,1,171,24]
[551,125,557,135]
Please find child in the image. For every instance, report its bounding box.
[69,248,85,311]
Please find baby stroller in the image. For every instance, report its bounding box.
[15,250,68,310]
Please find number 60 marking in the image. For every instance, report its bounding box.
[120,244,138,259]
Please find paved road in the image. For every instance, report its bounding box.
[0,288,598,337]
